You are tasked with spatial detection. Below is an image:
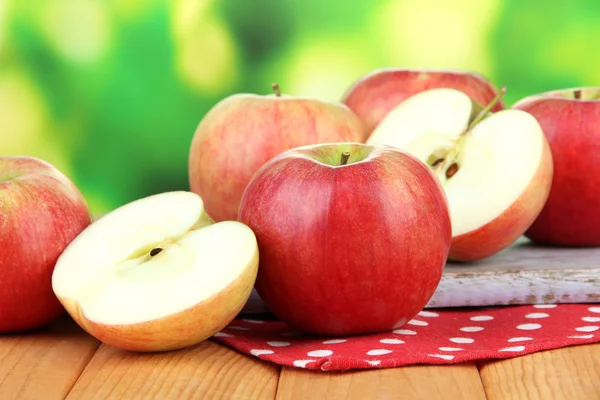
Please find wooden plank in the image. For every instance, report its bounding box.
[275,362,487,400]
[66,340,280,400]
[241,237,600,315]
[479,343,600,400]
[0,316,100,400]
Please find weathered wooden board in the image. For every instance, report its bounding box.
[241,237,600,314]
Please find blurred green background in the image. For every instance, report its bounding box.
[1,0,599,215]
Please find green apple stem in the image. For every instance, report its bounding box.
[150,248,163,257]
[461,86,507,138]
[433,86,507,180]
[340,151,351,165]
[271,83,281,97]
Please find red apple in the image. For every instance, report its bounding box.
[342,68,504,135]
[512,87,600,246]
[0,156,92,333]
[237,143,451,336]
[188,84,367,222]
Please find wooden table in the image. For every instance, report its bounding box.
[2,316,599,400]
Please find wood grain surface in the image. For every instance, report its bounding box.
[276,362,487,400]
[0,316,99,400]
[1,318,600,399]
[66,341,280,400]
[478,343,600,400]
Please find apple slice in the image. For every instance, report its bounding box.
[368,88,553,261]
[52,191,259,352]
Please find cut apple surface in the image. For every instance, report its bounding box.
[52,191,259,352]
[368,88,553,261]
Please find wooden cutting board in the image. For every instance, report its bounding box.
[240,237,600,314]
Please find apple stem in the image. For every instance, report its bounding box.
[462,86,507,137]
[150,247,163,257]
[271,83,281,97]
[340,151,351,165]
[574,89,582,99]
[433,86,507,180]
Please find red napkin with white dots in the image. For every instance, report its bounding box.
[211,304,600,371]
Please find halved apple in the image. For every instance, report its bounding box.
[52,191,259,352]
[367,88,553,261]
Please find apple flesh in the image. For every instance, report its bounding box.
[0,156,92,333]
[237,143,451,336]
[367,88,553,261]
[342,68,504,135]
[512,87,600,246]
[52,191,259,352]
[188,84,367,222]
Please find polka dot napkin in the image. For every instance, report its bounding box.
[211,304,600,371]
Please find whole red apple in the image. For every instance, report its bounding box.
[188,84,367,222]
[513,87,600,246]
[342,68,504,135]
[237,143,451,336]
[0,156,92,333]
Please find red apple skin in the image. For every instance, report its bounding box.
[449,137,554,261]
[0,156,92,333]
[237,143,451,336]
[513,88,600,246]
[342,68,504,135]
[188,94,367,222]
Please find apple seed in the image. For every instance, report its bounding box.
[431,158,445,167]
[150,247,163,257]
[446,163,459,179]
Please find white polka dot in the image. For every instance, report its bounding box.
[213,332,233,338]
[367,349,392,356]
[380,338,404,344]
[439,347,463,352]
[429,354,454,360]
[517,323,542,330]
[228,326,250,331]
[267,341,291,347]
[393,329,417,335]
[293,360,315,368]
[307,350,333,357]
[575,326,599,332]
[569,334,594,339]
[449,337,475,344]
[460,326,484,332]
[250,349,274,356]
[366,360,381,366]
[499,346,526,352]
[525,313,549,319]
[242,319,264,324]
[322,339,347,344]
[508,337,533,342]
[470,315,494,321]
[588,307,600,313]
[407,319,428,326]
[418,311,439,317]
[534,304,557,308]
[582,317,600,323]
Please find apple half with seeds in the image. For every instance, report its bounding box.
[367,87,554,261]
[52,191,259,352]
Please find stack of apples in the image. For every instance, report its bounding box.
[2,68,599,354]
